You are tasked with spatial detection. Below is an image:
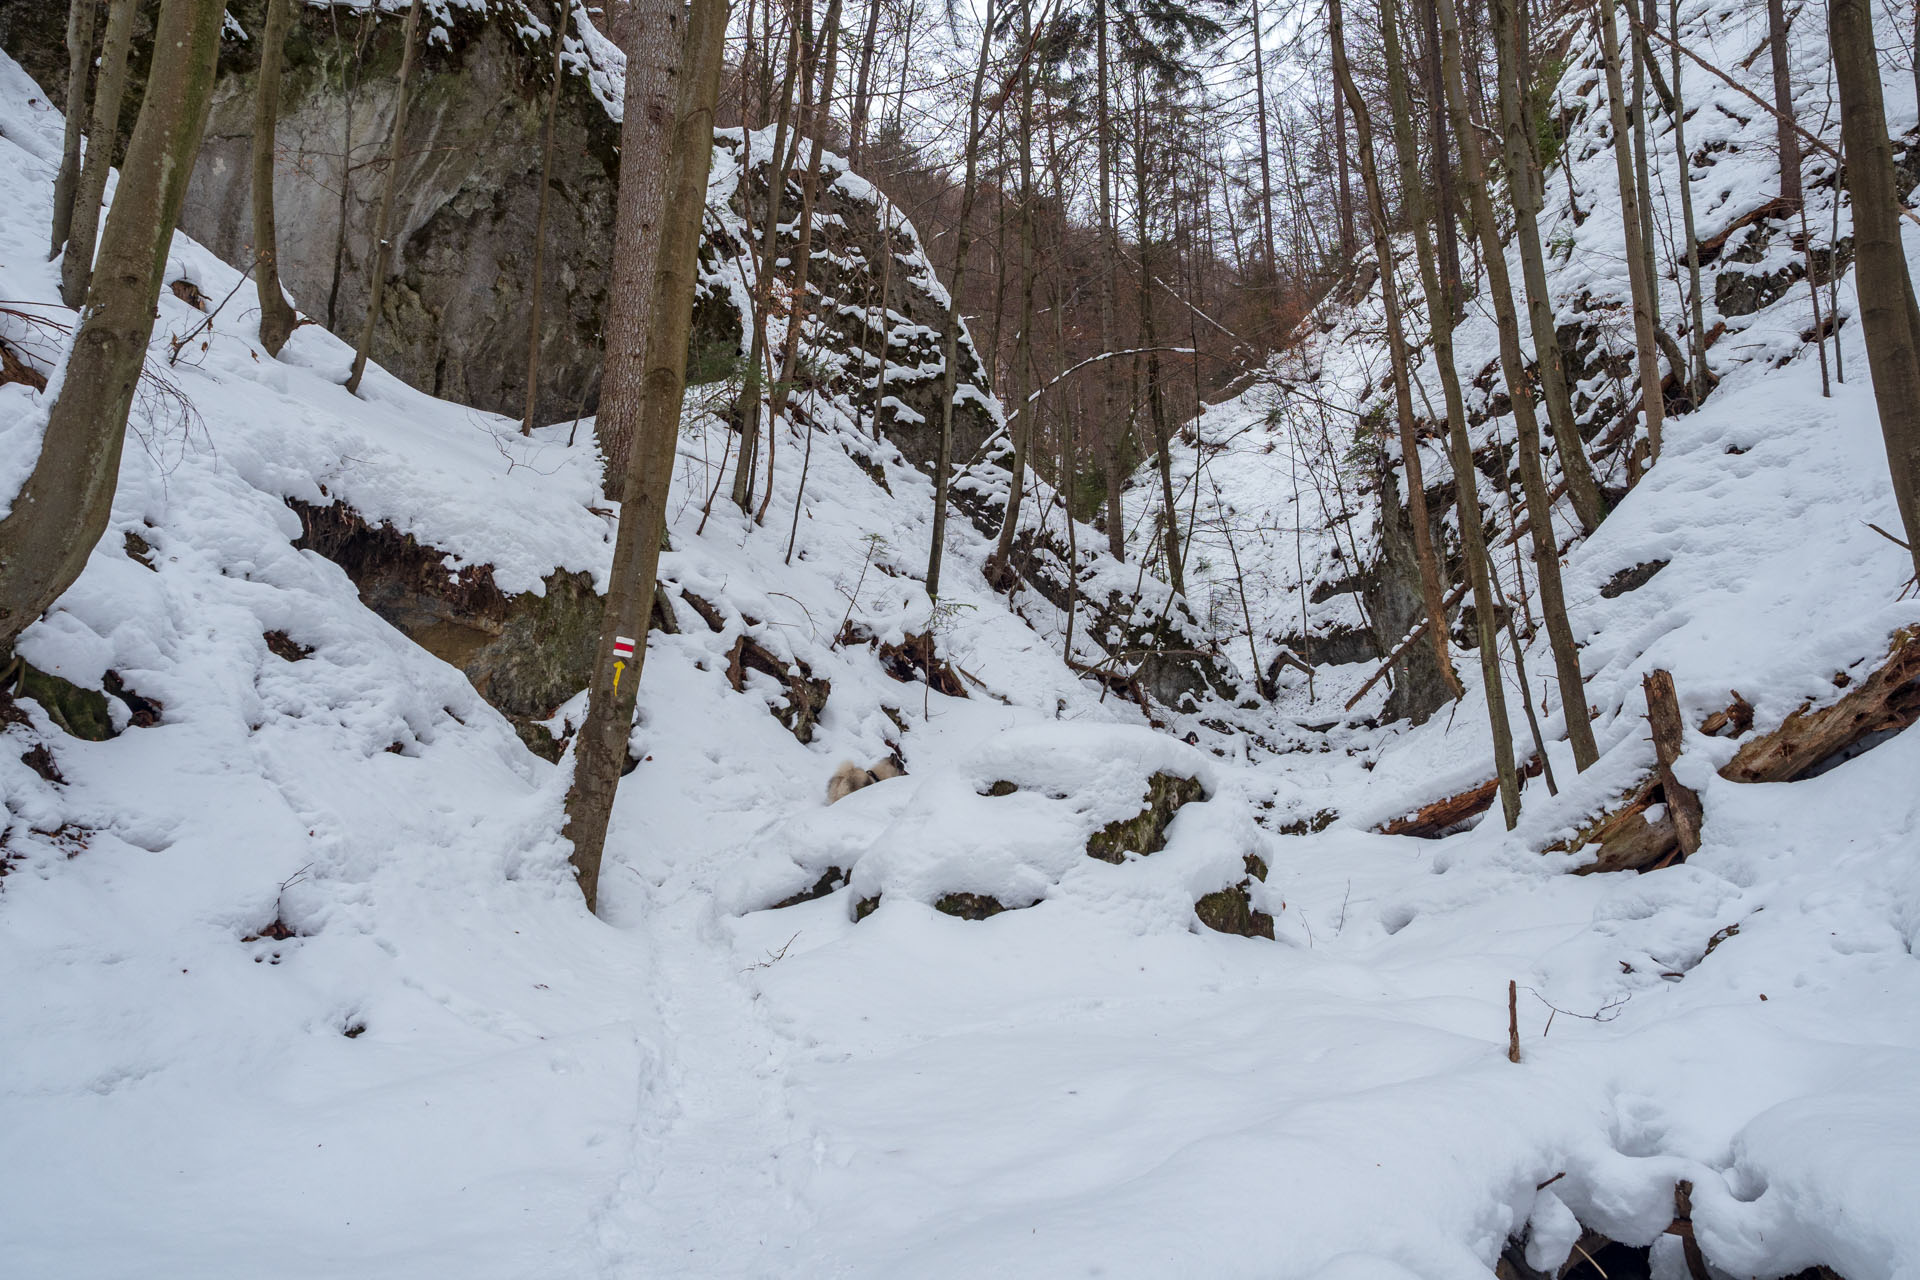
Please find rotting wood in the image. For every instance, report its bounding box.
[1644,670,1703,855]
[1558,628,1919,872]
[1378,756,1544,837]
[1721,626,1920,781]
[1391,629,1919,865]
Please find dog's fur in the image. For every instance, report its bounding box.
[826,757,905,803]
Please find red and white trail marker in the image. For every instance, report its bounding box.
[611,635,637,692]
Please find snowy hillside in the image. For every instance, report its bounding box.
[5,1,1920,1275]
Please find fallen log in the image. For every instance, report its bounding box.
[1721,626,1920,782]
[1378,756,1545,838]
[1384,628,1920,862]
[1554,627,1920,872]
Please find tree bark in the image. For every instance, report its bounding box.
[762,0,845,526]
[59,0,137,311]
[50,0,99,260]
[252,0,300,357]
[1332,60,1355,263]
[1768,0,1801,208]
[1097,0,1126,562]
[1439,0,1600,772]
[731,15,801,511]
[1670,0,1707,403]
[1830,0,1920,577]
[925,0,998,600]
[1631,0,1661,332]
[1644,669,1703,855]
[1423,0,1464,320]
[1491,0,1607,533]
[1131,81,1183,598]
[345,0,426,397]
[1,0,227,653]
[521,0,571,431]
[562,0,727,914]
[988,0,1038,588]
[848,0,884,171]
[1596,0,1667,460]
[1249,0,1278,299]
[1330,0,1461,699]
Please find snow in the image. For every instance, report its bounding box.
[4,1,1920,1274]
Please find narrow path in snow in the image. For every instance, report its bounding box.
[589,830,820,1276]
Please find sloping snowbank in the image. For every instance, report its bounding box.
[3,12,1919,1278]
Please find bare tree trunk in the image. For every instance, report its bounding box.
[1422,0,1464,320]
[562,0,727,914]
[50,0,99,259]
[1631,0,1661,332]
[1768,0,1802,208]
[1133,83,1183,599]
[925,0,998,600]
[521,0,571,431]
[760,0,845,525]
[848,0,884,171]
[1097,0,1126,562]
[1330,0,1461,698]
[1439,0,1600,772]
[1332,67,1355,262]
[2,0,226,653]
[1670,0,1706,403]
[1249,0,1278,299]
[59,0,137,310]
[732,12,801,511]
[1830,0,1920,577]
[988,0,1038,588]
[1491,0,1606,531]
[1596,0,1667,460]
[345,0,426,397]
[252,0,300,357]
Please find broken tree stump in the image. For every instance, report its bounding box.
[1644,670,1704,857]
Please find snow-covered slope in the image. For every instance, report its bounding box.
[4,4,1920,1275]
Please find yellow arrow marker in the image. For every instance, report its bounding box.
[613,660,626,694]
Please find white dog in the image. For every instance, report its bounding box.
[826,757,905,803]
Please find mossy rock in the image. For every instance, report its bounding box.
[1086,772,1207,863]
[933,892,1014,920]
[853,895,881,922]
[15,665,115,742]
[981,780,1019,797]
[1272,809,1338,837]
[1196,883,1275,940]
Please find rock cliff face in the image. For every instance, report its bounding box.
[2,0,996,466]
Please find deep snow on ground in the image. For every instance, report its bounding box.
[4,3,1920,1275]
